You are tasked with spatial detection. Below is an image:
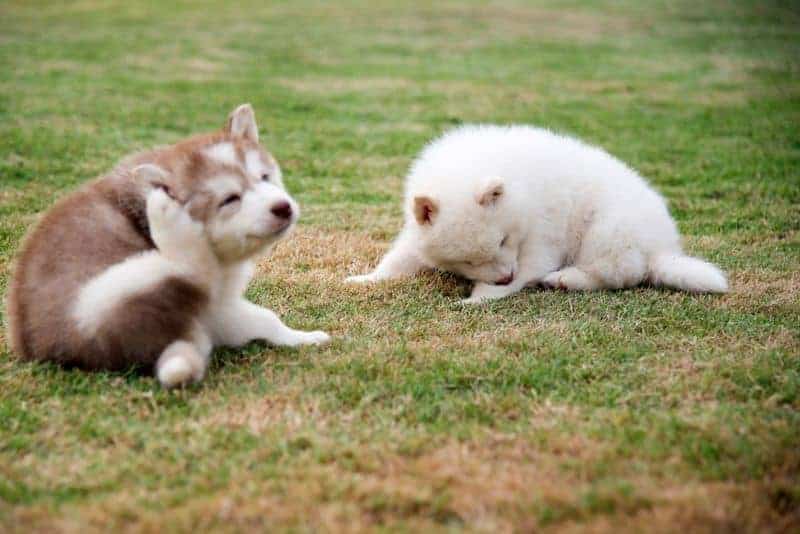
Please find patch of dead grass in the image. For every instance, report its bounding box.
[261,226,389,285]
[122,42,236,82]
[720,269,800,310]
[563,78,755,106]
[277,77,415,94]
[257,224,799,354]
[550,478,800,534]
[277,77,508,97]
[202,388,317,435]
[6,429,796,533]
[363,5,641,47]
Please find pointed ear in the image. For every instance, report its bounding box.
[134,163,175,198]
[133,163,168,186]
[476,177,504,207]
[413,196,438,226]
[226,103,259,143]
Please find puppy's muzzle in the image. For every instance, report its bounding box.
[270,201,293,220]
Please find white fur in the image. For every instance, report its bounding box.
[347,125,728,302]
[649,253,728,293]
[204,298,330,348]
[204,175,241,198]
[246,149,284,188]
[207,180,299,263]
[157,353,195,388]
[148,188,219,277]
[73,251,185,335]
[157,322,212,388]
[245,150,264,178]
[205,142,238,167]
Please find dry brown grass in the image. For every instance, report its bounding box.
[6,430,796,534]
[3,224,796,534]
[721,270,800,310]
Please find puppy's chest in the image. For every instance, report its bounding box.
[207,263,256,303]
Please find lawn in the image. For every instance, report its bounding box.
[1,0,798,531]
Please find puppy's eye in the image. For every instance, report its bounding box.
[500,235,508,247]
[219,194,241,208]
[261,173,270,181]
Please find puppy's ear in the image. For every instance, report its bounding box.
[226,103,259,143]
[134,163,177,199]
[133,163,168,187]
[413,196,438,225]
[476,177,504,207]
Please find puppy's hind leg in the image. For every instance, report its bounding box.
[71,252,210,372]
[70,189,216,374]
[541,266,602,291]
[542,216,650,291]
[345,228,427,284]
[147,188,219,285]
[156,322,213,388]
[542,249,647,291]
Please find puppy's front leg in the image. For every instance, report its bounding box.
[210,300,330,348]
[461,280,527,304]
[461,245,562,304]
[345,228,427,283]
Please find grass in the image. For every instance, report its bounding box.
[0,0,799,531]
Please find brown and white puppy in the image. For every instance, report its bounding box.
[5,104,330,387]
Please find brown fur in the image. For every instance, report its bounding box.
[5,112,274,371]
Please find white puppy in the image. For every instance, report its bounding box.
[347,125,728,303]
[7,104,330,388]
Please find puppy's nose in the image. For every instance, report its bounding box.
[495,273,514,286]
[270,201,292,220]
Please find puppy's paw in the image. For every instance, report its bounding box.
[147,189,208,260]
[460,282,516,304]
[293,330,332,347]
[542,268,596,291]
[157,350,204,389]
[158,356,194,388]
[459,296,488,305]
[344,273,378,284]
[146,187,181,228]
[541,271,565,289]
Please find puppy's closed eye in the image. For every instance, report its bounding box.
[153,182,177,200]
[219,194,241,208]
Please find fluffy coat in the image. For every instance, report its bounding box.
[347,125,728,303]
[6,104,330,387]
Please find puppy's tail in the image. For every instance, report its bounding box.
[649,253,728,293]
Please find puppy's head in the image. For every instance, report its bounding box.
[136,104,298,264]
[410,176,519,286]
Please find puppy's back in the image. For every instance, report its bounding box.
[6,173,152,367]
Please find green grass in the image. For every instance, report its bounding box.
[1,0,799,531]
